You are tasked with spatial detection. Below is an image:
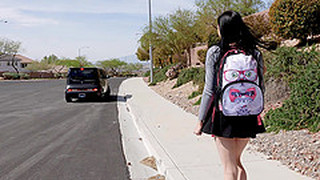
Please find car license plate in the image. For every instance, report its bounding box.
[78,93,86,98]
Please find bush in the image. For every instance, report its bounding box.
[264,46,320,82]
[143,71,150,77]
[188,91,201,99]
[151,64,175,85]
[243,10,271,38]
[263,46,320,132]
[197,81,205,93]
[197,49,207,64]
[121,72,138,77]
[2,72,31,80]
[269,0,320,41]
[3,72,20,80]
[193,97,202,106]
[149,81,157,86]
[20,73,30,79]
[173,67,205,88]
[264,61,320,132]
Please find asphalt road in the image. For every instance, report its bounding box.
[0,78,130,180]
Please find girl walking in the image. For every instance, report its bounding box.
[194,10,274,180]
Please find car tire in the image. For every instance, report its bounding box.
[65,95,72,102]
[101,86,110,101]
[106,86,111,96]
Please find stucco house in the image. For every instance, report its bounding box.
[0,54,34,73]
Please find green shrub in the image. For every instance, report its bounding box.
[197,81,205,93]
[143,71,150,77]
[20,73,30,79]
[263,46,320,132]
[188,91,201,99]
[264,61,320,132]
[3,72,20,80]
[151,64,175,85]
[269,0,320,41]
[173,67,205,88]
[264,46,320,82]
[197,49,207,64]
[149,81,157,86]
[121,72,138,77]
[193,97,202,106]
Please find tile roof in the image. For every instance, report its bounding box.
[0,54,35,64]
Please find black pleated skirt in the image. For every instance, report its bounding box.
[201,108,266,138]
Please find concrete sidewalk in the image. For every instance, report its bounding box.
[119,77,312,180]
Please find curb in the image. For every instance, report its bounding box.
[125,97,173,179]
[121,79,187,180]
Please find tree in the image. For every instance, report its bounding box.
[56,59,82,67]
[233,0,265,16]
[124,63,143,72]
[170,9,200,66]
[0,38,22,73]
[96,59,127,75]
[136,47,150,61]
[152,16,177,67]
[269,0,320,43]
[136,30,151,61]
[137,20,176,67]
[195,0,265,44]
[122,63,143,76]
[75,56,93,67]
[26,61,52,72]
[136,0,265,68]
[41,54,59,64]
[137,10,199,67]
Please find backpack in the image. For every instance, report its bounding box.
[216,49,264,116]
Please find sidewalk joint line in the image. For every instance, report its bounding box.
[140,119,189,180]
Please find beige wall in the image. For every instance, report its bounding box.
[190,44,207,67]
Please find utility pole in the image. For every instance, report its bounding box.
[148,0,153,83]
[77,46,89,67]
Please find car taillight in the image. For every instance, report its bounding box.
[67,88,98,92]
[67,89,81,92]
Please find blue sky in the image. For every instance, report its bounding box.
[0,0,270,63]
[0,0,196,62]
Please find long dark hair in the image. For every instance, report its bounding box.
[217,10,274,54]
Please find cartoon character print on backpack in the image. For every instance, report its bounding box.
[219,51,264,116]
[222,82,263,116]
[221,53,258,88]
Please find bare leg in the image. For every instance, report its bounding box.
[216,137,238,180]
[235,138,249,180]
[215,137,249,180]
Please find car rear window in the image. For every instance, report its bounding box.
[69,69,97,80]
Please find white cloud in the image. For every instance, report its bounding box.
[0,6,59,27]
[0,0,196,61]
[0,0,195,16]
